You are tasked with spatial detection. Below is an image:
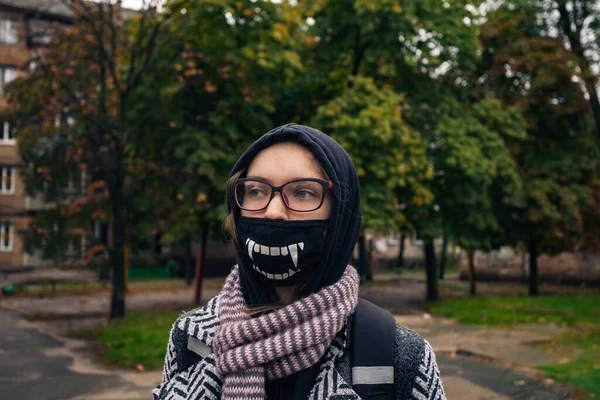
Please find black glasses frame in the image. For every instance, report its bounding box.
[235,178,333,212]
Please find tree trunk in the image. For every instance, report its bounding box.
[584,78,600,143]
[184,233,193,285]
[467,250,476,296]
[439,228,448,280]
[358,233,373,282]
[109,182,126,319]
[357,234,365,283]
[528,233,539,296]
[424,236,439,301]
[194,227,209,305]
[365,236,374,281]
[153,233,162,255]
[396,233,406,269]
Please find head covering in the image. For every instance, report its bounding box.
[227,123,362,306]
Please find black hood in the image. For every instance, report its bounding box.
[227,123,362,305]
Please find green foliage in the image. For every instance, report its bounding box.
[434,98,526,251]
[148,0,308,241]
[311,76,432,231]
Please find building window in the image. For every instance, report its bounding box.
[67,235,86,259]
[67,166,87,195]
[0,66,17,93]
[93,220,102,240]
[0,18,18,45]
[0,221,13,252]
[0,166,15,194]
[0,117,16,144]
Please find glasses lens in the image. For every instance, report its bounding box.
[283,180,325,211]
[236,180,272,211]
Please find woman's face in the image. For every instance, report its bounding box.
[241,142,332,220]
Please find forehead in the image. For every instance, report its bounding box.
[246,142,326,183]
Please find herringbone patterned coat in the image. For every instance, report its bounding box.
[153,296,446,399]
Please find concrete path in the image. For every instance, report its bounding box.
[0,286,220,319]
[394,315,567,367]
[438,354,572,400]
[0,274,431,319]
[0,309,128,400]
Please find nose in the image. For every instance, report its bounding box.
[264,192,289,220]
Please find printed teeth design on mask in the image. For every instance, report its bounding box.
[252,265,298,280]
[245,238,305,279]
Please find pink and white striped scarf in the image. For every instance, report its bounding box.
[213,265,359,400]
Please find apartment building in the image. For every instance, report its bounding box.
[0,1,73,271]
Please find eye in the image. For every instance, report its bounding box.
[247,187,268,197]
[294,189,317,199]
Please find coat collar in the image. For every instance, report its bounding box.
[175,295,220,347]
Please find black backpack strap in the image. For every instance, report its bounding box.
[351,298,396,400]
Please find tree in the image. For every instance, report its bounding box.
[434,98,526,294]
[6,0,185,318]
[508,0,600,142]
[479,6,600,295]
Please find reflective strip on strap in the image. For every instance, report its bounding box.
[187,336,212,358]
[352,366,394,385]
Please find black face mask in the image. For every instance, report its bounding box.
[236,217,329,286]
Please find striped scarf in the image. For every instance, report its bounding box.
[214,265,359,400]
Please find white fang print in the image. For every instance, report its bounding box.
[288,243,298,267]
[247,239,255,260]
[245,238,305,280]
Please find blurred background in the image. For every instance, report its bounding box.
[0,0,598,399]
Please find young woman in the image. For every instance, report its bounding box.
[154,124,446,400]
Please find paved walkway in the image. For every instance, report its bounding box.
[0,310,126,400]
[0,275,576,399]
[394,315,566,366]
[439,355,572,399]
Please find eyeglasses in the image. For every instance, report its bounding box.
[235,178,333,212]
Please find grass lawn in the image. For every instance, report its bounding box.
[430,295,600,398]
[73,310,181,370]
